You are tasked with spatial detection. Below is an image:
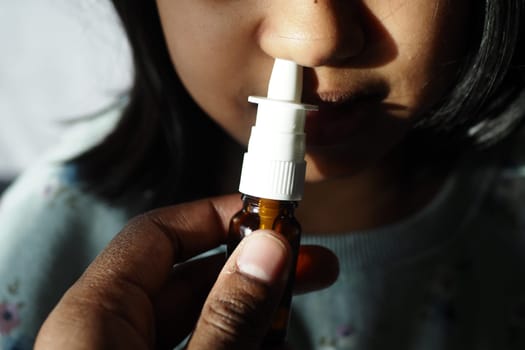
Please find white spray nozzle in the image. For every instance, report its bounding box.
[239,59,318,201]
[267,59,303,102]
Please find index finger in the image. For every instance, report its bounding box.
[35,194,243,350]
[89,193,242,296]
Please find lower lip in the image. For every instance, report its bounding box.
[305,103,367,148]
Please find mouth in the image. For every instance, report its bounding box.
[303,87,387,148]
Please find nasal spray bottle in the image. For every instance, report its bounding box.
[227,58,317,344]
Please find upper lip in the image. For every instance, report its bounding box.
[303,89,386,109]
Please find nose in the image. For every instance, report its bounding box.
[257,1,365,67]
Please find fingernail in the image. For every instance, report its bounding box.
[236,231,288,284]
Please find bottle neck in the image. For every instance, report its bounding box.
[241,194,297,230]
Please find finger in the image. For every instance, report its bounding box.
[153,253,224,348]
[35,194,242,350]
[92,193,242,295]
[188,230,292,350]
[154,245,338,349]
[294,245,339,294]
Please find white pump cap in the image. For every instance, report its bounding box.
[239,59,317,200]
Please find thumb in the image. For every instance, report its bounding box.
[187,230,291,350]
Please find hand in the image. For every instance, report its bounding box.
[34,194,339,349]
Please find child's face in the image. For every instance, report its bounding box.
[157,0,470,181]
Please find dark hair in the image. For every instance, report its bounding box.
[414,0,525,146]
[72,0,524,205]
[72,2,241,206]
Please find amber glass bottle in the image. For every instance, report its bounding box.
[227,195,301,345]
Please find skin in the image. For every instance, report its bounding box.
[157,0,471,233]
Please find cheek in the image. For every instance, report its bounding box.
[375,0,471,116]
[157,1,261,145]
